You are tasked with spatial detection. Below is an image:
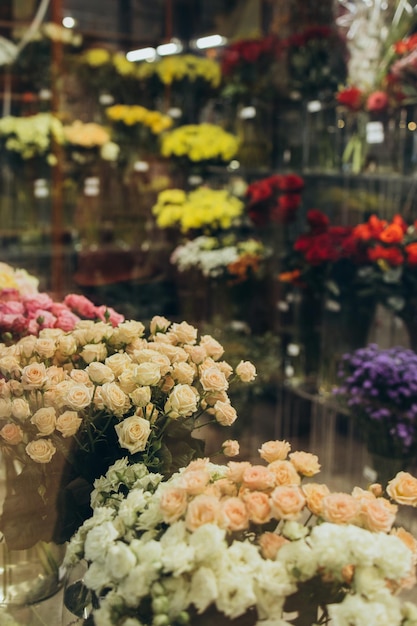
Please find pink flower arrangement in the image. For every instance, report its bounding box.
[0,288,124,343]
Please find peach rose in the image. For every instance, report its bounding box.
[242,465,275,491]
[179,468,211,495]
[114,415,151,454]
[391,527,417,564]
[222,440,240,457]
[11,398,31,420]
[270,485,306,520]
[205,390,229,406]
[25,438,56,463]
[212,478,238,498]
[259,532,288,559]
[213,401,237,426]
[164,384,199,418]
[56,411,82,437]
[185,494,221,531]
[70,369,93,386]
[322,492,361,524]
[289,451,321,477]
[216,361,234,379]
[184,345,207,364]
[386,472,417,507]
[199,335,224,359]
[221,497,249,531]
[268,460,301,486]
[243,490,272,524]
[160,487,188,523]
[159,375,175,394]
[153,342,188,364]
[302,483,330,516]
[21,362,48,389]
[235,360,257,382]
[30,407,57,435]
[259,440,291,463]
[360,497,397,533]
[200,366,229,393]
[80,342,108,363]
[227,461,252,483]
[0,423,23,445]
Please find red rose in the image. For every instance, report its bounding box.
[337,86,363,111]
[405,243,417,265]
[392,214,408,233]
[278,174,304,192]
[246,180,273,204]
[366,90,389,113]
[294,234,314,253]
[379,223,404,244]
[368,245,403,266]
[306,209,329,233]
[305,235,337,265]
[278,194,301,210]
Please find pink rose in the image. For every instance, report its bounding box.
[242,465,275,491]
[221,497,249,531]
[30,309,57,329]
[23,294,53,315]
[243,490,272,524]
[64,294,98,318]
[160,487,188,523]
[270,485,306,520]
[322,492,361,524]
[185,494,221,531]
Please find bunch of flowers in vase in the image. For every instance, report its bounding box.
[335,343,417,484]
[278,209,376,389]
[65,439,417,626]
[152,187,244,234]
[0,315,256,552]
[351,213,417,350]
[245,173,304,227]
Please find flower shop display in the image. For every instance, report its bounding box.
[335,343,417,485]
[0,315,256,551]
[0,113,64,163]
[64,440,417,626]
[245,173,305,227]
[160,123,239,163]
[135,54,221,90]
[152,187,244,233]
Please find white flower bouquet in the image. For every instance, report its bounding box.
[0,316,256,549]
[65,440,417,626]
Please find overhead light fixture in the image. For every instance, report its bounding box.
[126,47,156,62]
[157,39,183,57]
[62,15,76,28]
[192,34,227,50]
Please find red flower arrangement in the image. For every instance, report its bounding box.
[221,35,281,77]
[245,173,304,226]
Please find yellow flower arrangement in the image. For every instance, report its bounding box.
[135,53,221,88]
[152,186,244,232]
[0,113,64,160]
[80,47,112,67]
[160,123,239,162]
[106,105,173,134]
[112,52,136,77]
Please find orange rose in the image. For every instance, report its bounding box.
[227,461,252,483]
[259,532,288,559]
[386,472,417,506]
[268,460,301,486]
[243,490,272,524]
[379,223,404,244]
[368,245,403,266]
[221,497,249,531]
[185,494,221,531]
[242,465,276,491]
[405,242,417,266]
[360,497,397,533]
[391,527,417,564]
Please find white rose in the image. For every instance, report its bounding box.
[200,335,224,359]
[34,337,57,359]
[105,352,132,377]
[213,401,237,426]
[111,320,145,345]
[100,382,130,416]
[56,411,82,437]
[26,438,56,463]
[30,407,57,435]
[56,334,78,356]
[86,362,115,384]
[84,521,119,562]
[11,398,31,420]
[118,365,142,394]
[200,366,228,392]
[164,384,199,418]
[133,362,161,386]
[129,386,151,407]
[150,316,171,334]
[21,362,48,389]
[172,362,195,385]
[64,383,94,410]
[0,398,12,418]
[115,415,151,453]
[17,335,37,358]
[80,342,108,364]
[167,321,198,345]
[70,369,93,386]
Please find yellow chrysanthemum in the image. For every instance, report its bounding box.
[106,105,173,134]
[81,48,111,67]
[113,53,136,77]
[160,124,239,162]
[0,113,64,159]
[152,187,243,232]
[134,54,221,88]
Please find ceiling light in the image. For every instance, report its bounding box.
[126,47,156,62]
[157,39,183,56]
[62,16,76,28]
[192,34,227,50]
